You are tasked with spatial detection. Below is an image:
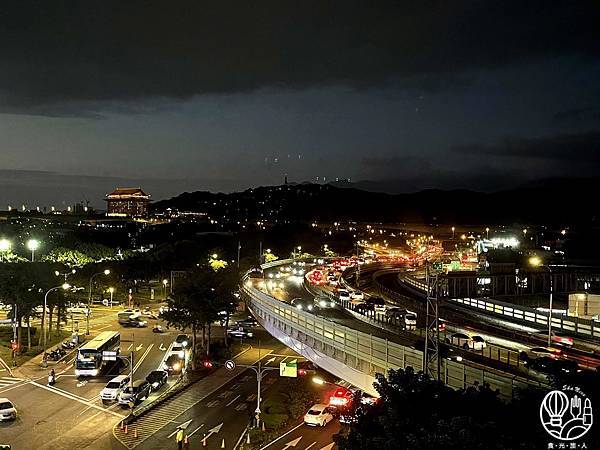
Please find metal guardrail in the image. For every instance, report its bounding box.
[243,262,546,400]
[400,274,600,339]
[336,269,525,371]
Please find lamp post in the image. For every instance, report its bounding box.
[529,256,554,346]
[485,227,490,240]
[451,227,455,239]
[43,283,70,367]
[27,239,39,262]
[87,269,110,335]
[108,287,115,308]
[162,279,168,299]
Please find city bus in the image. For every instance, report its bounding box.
[75,331,120,376]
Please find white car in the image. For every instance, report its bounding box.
[446,333,486,351]
[337,289,350,302]
[101,375,130,403]
[0,398,17,421]
[67,304,91,316]
[304,404,334,427]
[349,291,364,303]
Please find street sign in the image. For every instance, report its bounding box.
[450,260,461,271]
[279,359,297,378]
[102,350,118,361]
[225,360,236,371]
[432,261,443,270]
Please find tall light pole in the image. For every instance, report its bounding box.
[451,227,455,239]
[162,279,168,299]
[108,287,115,308]
[87,269,110,335]
[485,227,490,240]
[43,283,70,367]
[27,239,39,262]
[529,256,554,347]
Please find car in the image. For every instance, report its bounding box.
[528,356,581,376]
[519,347,562,363]
[236,317,258,328]
[226,327,254,339]
[337,289,350,302]
[354,302,375,313]
[163,354,185,373]
[0,398,16,421]
[101,375,130,404]
[550,331,574,347]
[118,380,151,406]
[291,297,316,312]
[314,295,336,309]
[349,291,364,302]
[365,296,386,312]
[146,370,168,391]
[67,304,91,316]
[170,344,185,358]
[303,404,335,427]
[121,317,147,328]
[175,334,191,348]
[446,333,486,351]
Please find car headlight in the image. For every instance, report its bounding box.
[330,302,336,308]
[319,301,327,307]
[163,364,169,370]
[178,351,185,358]
[248,332,254,338]
[173,363,181,371]
[296,305,303,310]
[182,340,188,347]
[308,305,313,311]
[90,369,99,376]
[152,382,159,388]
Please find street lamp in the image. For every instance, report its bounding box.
[108,287,115,308]
[162,279,168,299]
[451,227,455,239]
[27,239,39,262]
[529,256,553,347]
[43,283,70,366]
[485,227,490,240]
[87,269,110,335]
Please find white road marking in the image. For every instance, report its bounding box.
[126,344,133,351]
[135,344,144,351]
[167,419,193,438]
[225,394,241,407]
[189,423,205,437]
[305,443,317,450]
[258,423,304,450]
[29,380,125,418]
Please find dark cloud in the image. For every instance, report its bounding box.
[0,1,598,114]
[552,107,600,123]
[453,130,600,163]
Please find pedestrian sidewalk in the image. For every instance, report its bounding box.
[113,345,273,449]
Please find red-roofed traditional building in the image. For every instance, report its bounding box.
[105,187,150,217]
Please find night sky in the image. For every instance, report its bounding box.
[0,1,599,206]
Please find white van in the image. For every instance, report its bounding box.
[101,375,130,403]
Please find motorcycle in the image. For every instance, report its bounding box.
[47,374,56,386]
[61,340,76,349]
[152,325,164,333]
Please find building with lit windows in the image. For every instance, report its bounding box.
[105,188,150,218]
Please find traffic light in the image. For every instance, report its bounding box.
[203,360,213,369]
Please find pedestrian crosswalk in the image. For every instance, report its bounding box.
[0,376,24,389]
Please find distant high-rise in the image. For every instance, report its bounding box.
[105,187,150,218]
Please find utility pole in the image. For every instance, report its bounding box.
[237,241,241,269]
[423,261,440,381]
